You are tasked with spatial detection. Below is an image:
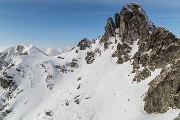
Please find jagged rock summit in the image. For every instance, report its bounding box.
[101,3,155,43]
[0,3,179,120]
[101,2,180,115]
[102,3,180,114]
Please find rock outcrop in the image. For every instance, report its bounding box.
[78,38,91,50]
[112,42,131,64]
[119,6,180,115]
[119,3,155,44]
[101,3,155,45]
[101,3,180,114]
[100,17,116,43]
[16,45,24,53]
[144,61,180,113]
[0,78,15,89]
[133,27,180,70]
[133,27,180,82]
[116,4,180,114]
[110,3,155,65]
[115,13,120,28]
[85,51,95,64]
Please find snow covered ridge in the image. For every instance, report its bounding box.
[0,3,180,120]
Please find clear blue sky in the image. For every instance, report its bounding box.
[0,0,180,48]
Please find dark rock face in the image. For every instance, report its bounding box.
[119,3,155,44]
[78,38,91,50]
[115,13,120,28]
[100,17,116,43]
[112,42,131,64]
[124,10,180,113]
[144,61,180,113]
[0,78,15,89]
[133,27,180,74]
[146,28,180,68]
[100,3,154,65]
[16,45,24,53]
[111,3,155,64]
[0,78,17,103]
[133,68,151,82]
[105,3,180,114]
[133,27,180,83]
[132,28,180,114]
[55,65,67,73]
[67,61,79,68]
[85,52,95,64]
[0,61,8,70]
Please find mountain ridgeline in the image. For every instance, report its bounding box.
[0,3,180,120]
[79,3,180,114]
[100,3,180,114]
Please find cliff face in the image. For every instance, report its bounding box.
[144,62,180,113]
[104,3,155,65]
[119,3,154,44]
[101,3,180,114]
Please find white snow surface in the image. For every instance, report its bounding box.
[46,48,59,56]
[0,38,179,120]
[22,44,47,56]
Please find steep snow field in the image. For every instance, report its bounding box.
[0,38,179,120]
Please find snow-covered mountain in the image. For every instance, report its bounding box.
[0,3,180,120]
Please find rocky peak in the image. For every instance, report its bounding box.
[16,45,25,53]
[105,17,115,36]
[77,38,91,50]
[105,3,180,114]
[100,17,115,43]
[119,3,155,43]
[111,3,156,65]
[100,3,155,46]
[115,13,120,28]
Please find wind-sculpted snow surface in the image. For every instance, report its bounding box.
[0,3,179,120]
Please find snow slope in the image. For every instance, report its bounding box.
[0,38,179,120]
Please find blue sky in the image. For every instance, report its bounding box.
[0,0,180,48]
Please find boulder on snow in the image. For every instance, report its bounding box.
[85,51,95,64]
